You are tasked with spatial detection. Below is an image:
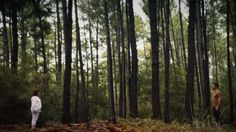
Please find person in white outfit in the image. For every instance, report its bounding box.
[31,90,42,129]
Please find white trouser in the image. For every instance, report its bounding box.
[31,111,40,128]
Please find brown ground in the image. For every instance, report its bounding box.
[0,121,134,132]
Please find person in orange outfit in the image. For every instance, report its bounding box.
[212,82,222,126]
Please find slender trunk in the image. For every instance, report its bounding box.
[227,0,234,123]
[128,0,138,117]
[88,19,94,90]
[125,0,132,118]
[1,4,9,68]
[170,14,180,67]
[161,8,166,57]
[179,0,187,70]
[112,38,118,115]
[20,10,27,76]
[62,0,73,123]
[76,8,87,123]
[196,0,205,112]
[148,0,161,119]
[195,45,201,110]
[117,0,126,118]
[11,0,18,74]
[56,0,62,81]
[212,2,218,82]
[103,0,116,123]
[74,0,80,123]
[8,18,13,68]
[201,0,210,112]
[34,0,48,91]
[185,0,196,121]
[164,0,170,123]
[95,0,99,90]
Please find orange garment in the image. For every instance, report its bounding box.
[212,90,222,109]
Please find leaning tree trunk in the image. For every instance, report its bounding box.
[62,0,73,124]
[148,0,161,119]
[185,0,196,122]
[104,0,116,123]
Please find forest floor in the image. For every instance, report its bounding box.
[0,119,236,132]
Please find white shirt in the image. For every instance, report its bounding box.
[31,96,42,112]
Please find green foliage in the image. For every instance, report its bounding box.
[0,67,29,124]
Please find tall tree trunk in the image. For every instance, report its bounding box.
[125,0,132,118]
[1,3,9,68]
[95,0,99,90]
[54,22,58,79]
[34,0,48,91]
[185,0,196,121]
[75,1,87,122]
[178,0,187,70]
[74,0,80,123]
[103,0,116,123]
[201,0,210,113]
[170,14,180,67]
[164,0,170,123]
[148,0,161,119]
[88,19,94,89]
[33,23,38,71]
[83,26,90,121]
[121,0,127,118]
[196,0,205,112]
[212,2,218,82]
[20,10,27,76]
[11,0,18,74]
[8,18,13,68]
[226,0,234,123]
[62,0,73,123]
[128,0,138,117]
[112,37,118,115]
[117,0,125,118]
[56,0,62,81]
[161,8,166,58]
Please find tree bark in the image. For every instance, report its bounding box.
[201,0,210,113]
[62,0,73,123]
[128,0,138,117]
[226,0,234,123]
[88,19,94,90]
[185,0,196,121]
[125,0,132,119]
[11,0,18,74]
[178,0,187,70]
[164,0,170,123]
[1,3,9,68]
[20,9,27,76]
[148,0,161,119]
[103,0,116,123]
[117,0,126,118]
[56,0,62,81]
